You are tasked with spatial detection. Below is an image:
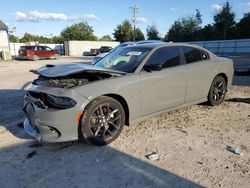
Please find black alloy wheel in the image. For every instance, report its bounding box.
[80,96,125,146]
[208,76,227,106]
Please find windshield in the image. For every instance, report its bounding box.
[95,47,151,73]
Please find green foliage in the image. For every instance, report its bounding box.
[9,34,19,42]
[236,13,250,39]
[195,9,202,26]
[51,36,64,44]
[135,28,145,41]
[99,35,112,41]
[113,20,133,42]
[146,24,160,40]
[20,33,50,43]
[166,16,199,42]
[213,1,236,39]
[60,22,97,41]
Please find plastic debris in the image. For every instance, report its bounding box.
[146,152,159,161]
[226,146,243,156]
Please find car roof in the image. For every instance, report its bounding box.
[127,42,217,58]
[129,42,208,49]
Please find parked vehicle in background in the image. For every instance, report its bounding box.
[18,45,60,61]
[90,48,99,56]
[92,40,165,63]
[92,42,134,63]
[23,43,234,146]
[99,46,113,53]
[90,46,113,56]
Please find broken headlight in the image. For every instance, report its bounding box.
[46,94,77,109]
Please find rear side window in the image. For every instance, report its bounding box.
[146,47,181,68]
[182,47,210,64]
[45,46,52,51]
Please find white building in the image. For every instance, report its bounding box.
[0,20,10,60]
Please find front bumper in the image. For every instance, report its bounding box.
[23,88,90,142]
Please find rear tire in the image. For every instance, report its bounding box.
[80,96,125,146]
[208,76,227,106]
[51,54,60,60]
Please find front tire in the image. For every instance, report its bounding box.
[208,76,227,106]
[80,96,125,146]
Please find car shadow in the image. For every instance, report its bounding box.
[0,89,203,188]
[0,140,204,188]
[226,97,250,104]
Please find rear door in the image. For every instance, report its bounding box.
[36,46,45,58]
[44,46,54,57]
[181,46,215,102]
[140,47,186,116]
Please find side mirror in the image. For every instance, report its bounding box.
[144,64,163,72]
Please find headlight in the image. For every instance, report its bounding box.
[46,94,77,109]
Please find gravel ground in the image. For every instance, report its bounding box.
[0,57,249,188]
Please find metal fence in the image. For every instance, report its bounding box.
[189,39,250,55]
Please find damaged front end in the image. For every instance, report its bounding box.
[30,63,126,89]
[23,63,125,142]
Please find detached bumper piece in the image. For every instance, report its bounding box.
[23,118,61,142]
[24,118,41,141]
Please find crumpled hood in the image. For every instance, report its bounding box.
[31,63,126,78]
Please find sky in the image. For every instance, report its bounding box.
[0,0,250,39]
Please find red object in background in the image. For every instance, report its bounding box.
[18,45,60,60]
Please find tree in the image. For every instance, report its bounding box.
[9,34,19,42]
[166,16,199,42]
[99,35,112,41]
[113,20,133,42]
[195,9,202,26]
[165,20,182,42]
[213,1,236,40]
[236,13,250,39]
[146,24,160,40]
[52,36,64,44]
[135,28,145,41]
[61,22,97,41]
[200,24,216,41]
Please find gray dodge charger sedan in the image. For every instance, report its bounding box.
[23,43,234,145]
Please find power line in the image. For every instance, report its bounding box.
[130,5,138,41]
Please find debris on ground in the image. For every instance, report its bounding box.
[146,152,160,161]
[226,146,243,156]
[26,150,37,159]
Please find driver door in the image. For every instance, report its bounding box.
[140,47,186,116]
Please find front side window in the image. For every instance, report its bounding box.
[95,47,151,73]
[145,47,181,68]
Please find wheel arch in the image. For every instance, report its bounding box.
[104,93,130,126]
[216,73,228,86]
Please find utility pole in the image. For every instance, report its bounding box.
[130,5,138,41]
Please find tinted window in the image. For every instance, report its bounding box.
[37,46,44,51]
[182,47,202,64]
[146,47,181,68]
[45,46,52,51]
